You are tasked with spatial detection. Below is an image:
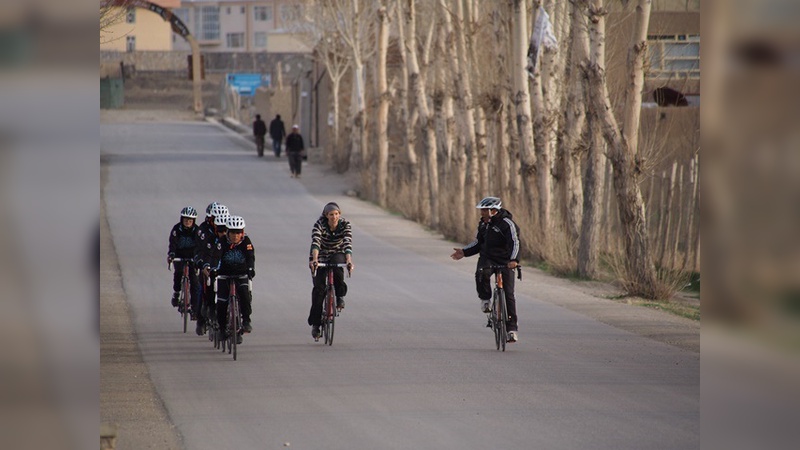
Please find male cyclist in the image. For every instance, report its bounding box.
[450,197,521,343]
[194,203,228,335]
[212,215,255,345]
[308,202,354,340]
[168,207,200,317]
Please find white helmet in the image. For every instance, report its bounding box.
[205,202,219,217]
[214,212,230,227]
[226,215,245,230]
[476,197,502,210]
[180,206,198,218]
[210,204,229,218]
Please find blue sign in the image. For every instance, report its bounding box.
[226,73,271,97]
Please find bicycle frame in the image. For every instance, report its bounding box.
[313,262,350,346]
[481,265,521,351]
[170,258,192,333]
[216,274,248,360]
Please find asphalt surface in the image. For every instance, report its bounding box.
[100,117,699,449]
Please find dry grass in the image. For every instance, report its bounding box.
[604,249,692,300]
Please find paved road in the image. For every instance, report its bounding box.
[101,120,698,449]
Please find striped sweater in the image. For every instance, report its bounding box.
[309,216,353,261]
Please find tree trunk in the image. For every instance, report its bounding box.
[349,61,365,172]
[395,0,421,219]
[584,0,658,297]
[561,0,589,246]
[376,3,390,208]
[682,154,699,271]
[512,0,537,220]
[406,0,439,228]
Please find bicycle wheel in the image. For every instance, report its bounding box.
[327,290,335,346]
[322,288,331,344]
[182,275,190,333]
[492,290,502,350]
[229,294,237,357]
[498,290,507,352]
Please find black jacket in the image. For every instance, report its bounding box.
[168,222,199,259]
[462,209,520,265]
[215,235,256,278]
[194,220,217,269]
[253,118,267,137]
[269,118,286,141]
[285,132,304,153]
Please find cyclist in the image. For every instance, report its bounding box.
[308,202,354,340]
[450,197,521,343]
[168,206,200,317]
[194,204,229,335]
[212,215,255,344]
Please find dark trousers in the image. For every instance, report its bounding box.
[288,151,303,175]
[173,260,201,315]
[475,260,518,331]
[216,277,252,332]
[255,135,265,156]
[200,272,215,322]
[271,138,282,156]
[308,253,348,327]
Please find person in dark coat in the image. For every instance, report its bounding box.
[269,114,287,157]
[253,114,267,157]
[285,124,305,178]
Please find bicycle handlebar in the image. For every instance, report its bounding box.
[214,274,250,280]
[311,262,352,278]
[480,264,522,280]
[168,257,192,270]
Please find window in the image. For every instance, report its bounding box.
[195,6,220,41]
[280,4,302,23]
[254,32,267,48]
[254,5,272,22]
[226,7,231,15]
[241,6,246,14]
[126,7,136,24]
[226,32,245,48]
[647,35,700,80]
[126,36,136,52]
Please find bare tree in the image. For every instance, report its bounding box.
[405,0,440,228]
[375,1,391,207]
[512,0,537,223]
[298,2,353,169]
[101,0,136,40]
[584,0,659,297]
[576,0,607,279]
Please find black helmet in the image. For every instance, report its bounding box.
[476,197,502,210]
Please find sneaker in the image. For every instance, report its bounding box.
[481,300,491,313]
[242,321,252,333]
[336,297,345,311]
[486,318,492,328]
[236,334,243,345]
[195,321,206,336]
[507,331,518,343]
[171,293,180,307]
[312,325,321,340]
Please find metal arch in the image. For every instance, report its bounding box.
[107,0,203,112]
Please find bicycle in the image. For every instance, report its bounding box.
[215,274,249,360]
[168,257,193,333]
[481,265,522,351]
[312,262,350,346]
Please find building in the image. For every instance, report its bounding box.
[100,0,181,52]
[171,0,311,53]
